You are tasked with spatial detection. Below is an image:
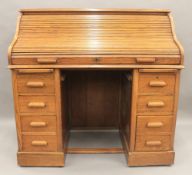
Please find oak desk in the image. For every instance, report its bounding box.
[8,9,184,167]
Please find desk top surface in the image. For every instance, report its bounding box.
[9,9,182,59]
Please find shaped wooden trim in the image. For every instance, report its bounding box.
[168,13,184,64]
[8,14,22,64]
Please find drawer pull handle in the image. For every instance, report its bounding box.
[30,122,47,127]
[37,58,57,64]
[146,141,162,146]
[147,101,165,107]
[18,69,53,74]
[28,102,46,108]
[31,140,48,146]
[26,82,45,88]
[149,81,167,87]
[136,58,156,63]
[147,122,163,128]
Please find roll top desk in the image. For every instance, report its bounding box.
[8,9,184,167]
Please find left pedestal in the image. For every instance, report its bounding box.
[12,69,65,167]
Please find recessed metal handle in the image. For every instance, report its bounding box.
[149,81,167,87]
[31,140,48,146]
[147,122,163,128]
[136,58,156,63]
[37,58,57,64]
[28,102,46,108]
[30,122,47,127]
[26,82,45,88]
[146,141,162,146]
[147,101,165,108]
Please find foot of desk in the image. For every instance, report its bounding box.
[128,151,175,166]
[17,152,65,167]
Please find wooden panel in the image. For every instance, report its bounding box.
[18,95,56,114]
[135,135,172,151]
[68,71,121,128]
[12,56,181,65]
[20,115,56,132]
[138,72,176,95]
[17,152,64,167]
[137,95,174,115]
[137,116,173,134]
[128,151,174,166]
[22,135,57,152]
[9,9,182,59]
[17,72,55,94]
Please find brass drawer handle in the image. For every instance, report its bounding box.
[136,58,156,63]
[149,81,167,87]
[26,82,45,88]
[31,140,48,146]
[30,122,47,127]
[147,101,165,107]
[147,122,163,128]
[37,58,57,64]
[28,102,46,108]
[146,141,162,146]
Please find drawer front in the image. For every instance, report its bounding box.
[18,96,56,114]
[21,115,56,132]
[17,70,55,94]
[22,135,57,152]
[135,135,172,151]
[137,96,174,115]
[137,116,173,134]
[12,57,180,65]
[138,72,176,95]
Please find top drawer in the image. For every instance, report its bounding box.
[16,69,55,94]
[138,69,176,95]
[12,57,181,65]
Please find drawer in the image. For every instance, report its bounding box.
[22,135,57,152]
[137,95,174,115]
[18,96,56,114]
[138,72,176,95]
[137,116,173,134]
[12,57,180,65]
[16,69,55,94]
[21,115,57,132]
[135,135,172,152]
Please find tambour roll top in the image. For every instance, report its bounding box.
[8,9,184,66]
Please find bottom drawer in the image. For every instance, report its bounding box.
[22,135,57,152]
[135,135,172,152]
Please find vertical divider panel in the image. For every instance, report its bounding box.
[129,69,139,152]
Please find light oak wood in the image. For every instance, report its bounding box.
[30,122,47,127]
[135,135,172,151]
[37,58,58,64]
[18,95,56,114]
[8,9,183,167]
[22,135,57,152]
[137,116,173,134]
[137,95,174,115]
[31,140,48,146]
[67,148,123,154]
[136,58,156,63]
[17,70,55,94]
[128,151,174,166]
[21,115,56,132]
[17,152,64,167]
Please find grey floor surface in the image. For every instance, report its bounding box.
[0,110,191,175]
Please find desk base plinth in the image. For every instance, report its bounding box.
[17,152,65,167]
[128,151,175,166]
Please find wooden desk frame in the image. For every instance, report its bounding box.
[8,9,184,167]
